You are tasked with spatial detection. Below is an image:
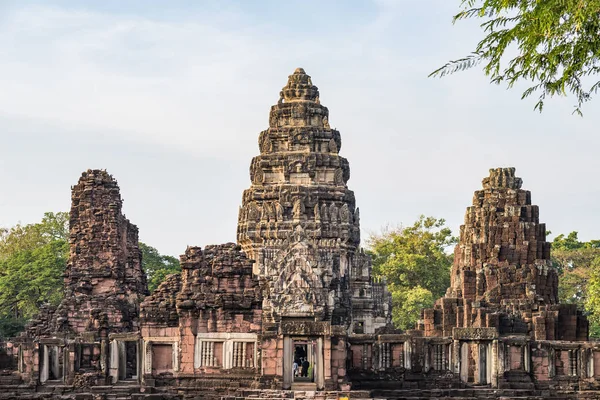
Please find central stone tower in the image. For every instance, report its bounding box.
[237,67,388,331]
[237,68,390,389]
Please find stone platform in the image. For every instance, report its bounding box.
[1,386,600,400]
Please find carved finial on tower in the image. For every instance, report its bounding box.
[281,68,320,102]
[482,167,523,190]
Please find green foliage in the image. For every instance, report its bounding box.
[0,213,179,337]
[0,212,69,336]
[585,257,600,338]
[551,231,600,337]
[140,242,181,292]
[431,0,600,115]
[391,286,435,331]
[368,215,457,330]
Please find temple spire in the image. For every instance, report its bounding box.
[279,67,320,102]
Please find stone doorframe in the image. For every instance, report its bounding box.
[452,328,498,387]
[39,339,65,384]
[283,336,324,390]
[108,333,142,384]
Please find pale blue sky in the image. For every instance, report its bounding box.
[1,0,599,256]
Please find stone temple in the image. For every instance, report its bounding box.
[2,69,600,399]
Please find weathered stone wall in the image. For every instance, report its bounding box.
[140,243,262,381]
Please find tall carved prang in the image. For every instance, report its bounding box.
[418,168,588,341]
[237,68,391,334]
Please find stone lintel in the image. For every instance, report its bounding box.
[108,332,141,341]
[280,320,331,336]
[453,327,498,340]
[38,338,65,345]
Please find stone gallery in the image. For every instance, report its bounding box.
[3,69,600,399]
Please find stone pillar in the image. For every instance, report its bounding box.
[497,340,505,376]
[316,337,324,390]
[324,337,331,381]
[476,342,486,385]
[109,340,119,383]
[424,342,430,372]
[460,342,469,383]
[283,337,292,389]
[40,345,49,383]
[491,340,498,388]
[587,348,594,378]
[452,340,460,374]
[548,347,555,378]
[524,343,530,373]
[404,340,412,370]
[172,341,179,373]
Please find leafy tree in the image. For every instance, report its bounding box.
[586,256,600,338]
[550,232,600,337]
[140,242,181,292]
[0,212,69,336]
[391,287,435,332]
[431,0,600,115]
[368,216,457,330]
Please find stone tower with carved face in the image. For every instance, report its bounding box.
[237,68,390,334]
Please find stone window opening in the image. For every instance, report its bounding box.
[231,341,254,368]
[195,334,258,370]
[569,350,578,376]
[143,339,179,377]
[197,341,223,367]
[380,343,391,369]
[391,343,405,368]
[362,343,372,369]
[354,321,364,334]
[121,341,138,380]
[432,344,445,370]
[75,344,98,371]
[151,344,174,374]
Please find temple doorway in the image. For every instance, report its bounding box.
[283,336,324,390]
[293,340,315,382]
[109,338,140,383]
[40,344,62,383]
[119,341,138,381]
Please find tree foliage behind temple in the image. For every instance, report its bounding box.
[140,242,181,292]
[368,216,457,331]
[551,231,600,337]
[0,212,180,338]
[0,212,69,336]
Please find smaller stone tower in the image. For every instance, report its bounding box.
[21,170,148,385]
[419,168,588,341]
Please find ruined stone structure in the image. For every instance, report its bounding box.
[6,71,600,400]
[420,167,587,341]
[16,169,148,386]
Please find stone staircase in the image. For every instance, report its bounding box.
[497,370,536,390]
[0,385,597,400]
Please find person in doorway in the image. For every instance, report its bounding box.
[293,360,298,377]
[301,358,310,377]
